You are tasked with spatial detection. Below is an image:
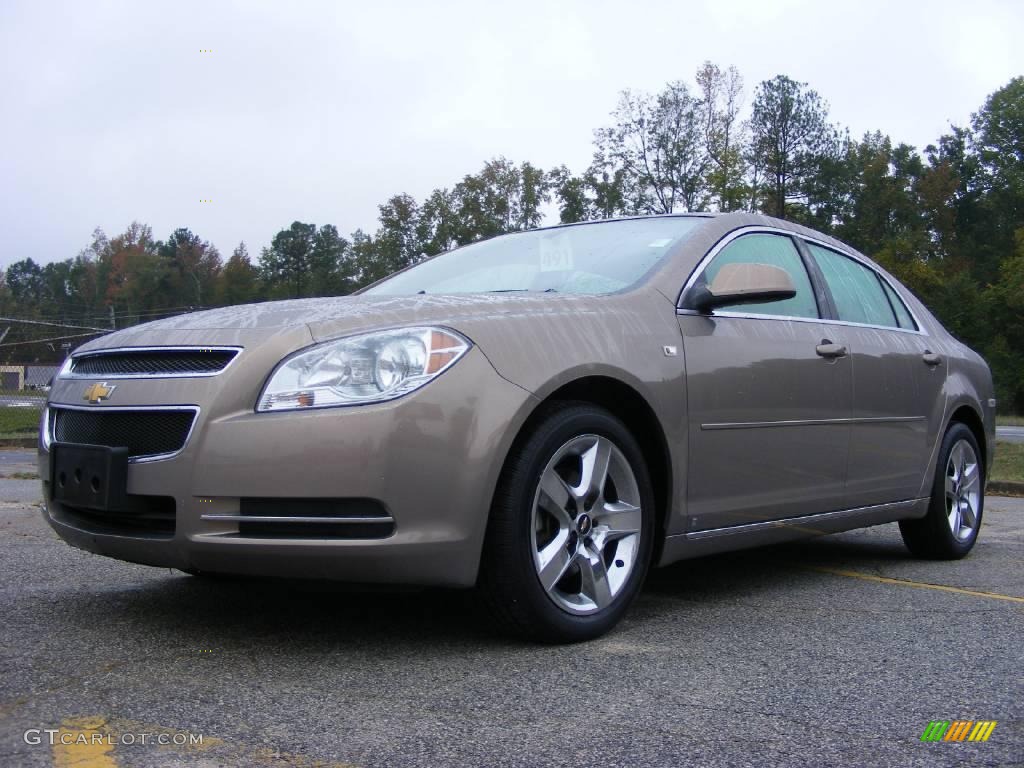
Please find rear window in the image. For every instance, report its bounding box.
[880,278,917,330]
[807,244,898,328]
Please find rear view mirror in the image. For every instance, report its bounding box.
[686,262,796,313]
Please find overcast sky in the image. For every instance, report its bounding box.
[1,0,1020,268]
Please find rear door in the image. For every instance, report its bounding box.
[679,231,852,532]
[803,242,940,506]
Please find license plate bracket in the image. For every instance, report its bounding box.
[50,442,129,511]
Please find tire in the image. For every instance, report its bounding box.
[477,402,656,643]
[899,422,984,559]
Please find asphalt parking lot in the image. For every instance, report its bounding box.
[1,449,1021,768]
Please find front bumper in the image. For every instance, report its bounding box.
[39,331,535,587]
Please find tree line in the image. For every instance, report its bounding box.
[3,65,1023,412]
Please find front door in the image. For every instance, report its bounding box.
[680,232,852,532]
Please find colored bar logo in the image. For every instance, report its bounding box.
[921,720,997,742]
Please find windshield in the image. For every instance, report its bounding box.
[364,217,706,296]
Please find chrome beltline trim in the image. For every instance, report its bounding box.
[686,498,924,540]
[676,308,929,336]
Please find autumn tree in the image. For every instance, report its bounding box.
[592,82,707,214]
[216,242,258,305]
[104,222,164,314]
[697,62,747,211]
[8,72,1024,409]
[5,259,45,304]
[259,222,347,299]
[157,228,222,306]
[750,75,837,218]
[374,193,423,280]
[312,225,352,295]
[449,158,551,243]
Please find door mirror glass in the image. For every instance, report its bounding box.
[690,262,796,313]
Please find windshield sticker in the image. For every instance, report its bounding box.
[540,233,574,272]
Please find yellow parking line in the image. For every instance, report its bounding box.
[803,566,1024,604]
[53,717,118,768]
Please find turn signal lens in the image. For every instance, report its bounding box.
[426,330,465,374]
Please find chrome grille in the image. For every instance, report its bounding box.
[51,407,197,460]
[70,348,238,377]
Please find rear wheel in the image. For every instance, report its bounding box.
[899,422,984,559]
[478,403,655,643]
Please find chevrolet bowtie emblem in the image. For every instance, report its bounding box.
[83,382,116,404]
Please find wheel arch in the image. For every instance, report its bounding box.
[947,403,987,475]
[492,374,674,565]
[916,400,989,501]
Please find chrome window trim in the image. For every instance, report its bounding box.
[46,404,201,464]
[676,225,929,336]
[62,346,242,380]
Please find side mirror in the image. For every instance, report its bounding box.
[685,262,797,314]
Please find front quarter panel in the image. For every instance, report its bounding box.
[450,288,690,534]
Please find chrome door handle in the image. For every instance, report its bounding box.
[816,341,847,359]
[922,351,942,366]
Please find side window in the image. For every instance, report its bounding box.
[702,234,819,318]
[807,244,898,328]
[880,278,917,330]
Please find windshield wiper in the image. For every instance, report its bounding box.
[486,288,558,293]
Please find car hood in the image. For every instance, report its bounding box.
[69,289,681,412]
[74,293,603,352]
[128,294,559,331]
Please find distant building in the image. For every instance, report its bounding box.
[0,366,24,391]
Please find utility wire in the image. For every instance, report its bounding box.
[0,316,110,332]
[0,331,107,349]
[25,307,208,324]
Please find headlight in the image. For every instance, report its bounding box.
[257,327,470,412]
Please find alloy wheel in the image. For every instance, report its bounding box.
[530,434,643,615]
[945,438,981,542]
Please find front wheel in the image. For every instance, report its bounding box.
[478,403,655,643]
[899,422,984,559]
